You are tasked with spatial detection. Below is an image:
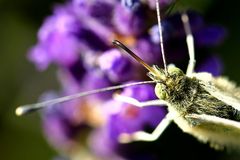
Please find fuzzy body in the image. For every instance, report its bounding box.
[167,76,239,122]
[155,71,239,123]
[151,66,240,149]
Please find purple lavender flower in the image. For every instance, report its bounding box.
[196,55,223,76]
[113,3,147,36]
[81,70,114,99]
[149,11,226,63]
[194,26,226,46]
[40,92,83,149]
[29,5,82,70]
[121,0,174,9]
[28,0,227,159]
[88,84,167,159]
[88,128,124,160]
[107,84,167,141]
[98,49,134,82]
[121,0,140,9]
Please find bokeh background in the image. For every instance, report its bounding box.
[0,0,240,159]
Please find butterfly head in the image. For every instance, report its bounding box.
[148,65,185,100]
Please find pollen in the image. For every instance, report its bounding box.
[112,34,136,46]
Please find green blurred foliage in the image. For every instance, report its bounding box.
[0,0,240,159]
[0,0,62,159]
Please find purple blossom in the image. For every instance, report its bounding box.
[196,55,223,76]
[194,26,226,46]
[98,49,134,82]
[121,0,140,9]
[40,92,84,149]
[149,11,226,48]
[113,3,147,36]
[81,70,114,100]
[106,84,167,141]
[28,5,82,69]
[88,1,115,27]
[89,128,124,160]
[134,38,161,64]
[121,0,174,9]
[28,45,51,71]
[88,84,167,159]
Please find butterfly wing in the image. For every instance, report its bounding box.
[185,113,240,149]
[194,72,240,111]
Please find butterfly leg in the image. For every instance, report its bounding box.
[181,12,196,76]
[118,113,174,143]
[113,93,167,108]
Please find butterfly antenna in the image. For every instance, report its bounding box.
[112,40,158,76]
[155,0,168,75]
[15,81,156,116]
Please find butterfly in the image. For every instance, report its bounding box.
[15,0,240,150]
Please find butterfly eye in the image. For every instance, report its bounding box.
[167,65,184,76]
[155,83,168,100]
